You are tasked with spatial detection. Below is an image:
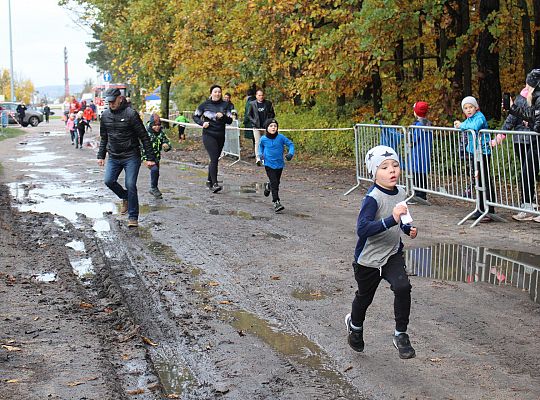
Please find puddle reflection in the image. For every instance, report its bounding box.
[405,244,540,304]
[34,272,57,283]
[207,209,270,221]
[152,353,196,397]
[70,258,94,277]
[65,240,85,252]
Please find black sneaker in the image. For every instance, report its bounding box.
[149,188,162,198]
[273,200,284,212]
[392,333,416,359]
[263,182,270,197]
[212,183,223,193]
[345,314,364,352]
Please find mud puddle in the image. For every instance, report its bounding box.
[207,209,270,221]
[405,243,540,303]
[152,352,197,397]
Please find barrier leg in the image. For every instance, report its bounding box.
[344,182,361,196]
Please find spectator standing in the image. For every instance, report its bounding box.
[224,92,235,110]
[97,88,156,228]
[345,145,417,359]
[454,96,495,222]
[508,69,540,223]
[175,113,189,141]
[89,100,97,120]
[193,85,233,193]
[143,113,172,199]
[43,104,51,123]
[258,118,294,212]
[409,101,432,202]
[247,89,275,165]
[16,103,27,124]
[243,88,256,155]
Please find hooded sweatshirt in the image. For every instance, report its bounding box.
[258,119,295,169]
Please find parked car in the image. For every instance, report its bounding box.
[0,102,44,127]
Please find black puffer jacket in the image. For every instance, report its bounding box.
[193,98,233,137]
[97,100,155,161]
[502,94,532,144]
[509,90,540,134]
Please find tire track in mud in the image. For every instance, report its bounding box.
[130,192,367,399]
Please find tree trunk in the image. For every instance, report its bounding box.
[532,0,540,68]
[372,67,382,115]
[416,13,425,81]
[519,0,533,77]
[160,79,171,128]
[477,0,501,120]
[460,0,472,96]
[336,93,345,118]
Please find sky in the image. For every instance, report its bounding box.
[0,0,98,88]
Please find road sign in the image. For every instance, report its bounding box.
[103,72,112,82]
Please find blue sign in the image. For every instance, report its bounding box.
[103,72,112,82]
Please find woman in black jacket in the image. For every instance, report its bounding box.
[193,85,233,193]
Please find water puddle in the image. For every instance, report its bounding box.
[191,268,202,277]
[153,354,197,397]
[172,196,191,201]
[65,240,85,252]
[136,227,183,264]
[34,272,57,283]
[291,212,311,219]
[227,183,264,195]
[92,220,110,233]
[21,168,76,179]
[405,243,540,304]
[15,152,64,164]
[221,309,360,396]
[70,258,94,277]
[292,288,327,301]
[41,131,65,137]
[207,209,270,221]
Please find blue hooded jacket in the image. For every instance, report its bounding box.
[259,119,294,169]
[459,110,490,155]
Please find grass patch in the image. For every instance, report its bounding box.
[0,127,25,141]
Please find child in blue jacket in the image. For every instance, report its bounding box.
[453,96,495,221]
[259,118,294,212]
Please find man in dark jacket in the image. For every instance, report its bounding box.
[97,88,156,227]
[247,89,275,165]
[16,103,27,124]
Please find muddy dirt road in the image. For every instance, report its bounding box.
[1,120,539,399]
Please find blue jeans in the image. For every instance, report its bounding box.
[150,163,160,189]
[104,156,141,220]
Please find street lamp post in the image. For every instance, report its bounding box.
[8,0,15,101]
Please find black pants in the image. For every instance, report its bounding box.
[467,153,495,213]
[77,127,85,147]
[178,125,186,140]
[351,252,411,333]
[413,172,428,200]
[514,142,540,204]
[265,166,283,202]
[203,133,225,185]
[45,114,49,123]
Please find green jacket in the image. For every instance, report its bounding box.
[142,125,171,163]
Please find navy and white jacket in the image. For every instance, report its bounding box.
[354,184,412,269]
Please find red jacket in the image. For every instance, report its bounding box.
[83,107,94,121]
[70,100,81,114]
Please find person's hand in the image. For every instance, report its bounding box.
[453,120,461,129]
[97,159,105,167]
[409,227,417,239]
[216,112,223,119]
[162,143,171,151]
[285,153,293,161]
[202,121,210,129]
[145,160,156,168]
[392,203,408,223]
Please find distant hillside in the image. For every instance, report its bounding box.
[36,84,85,100]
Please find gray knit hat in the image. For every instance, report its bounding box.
[461,96,479,110]
[365,145,400,179]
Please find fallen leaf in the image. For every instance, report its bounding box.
[67,377,98,387]
[203,305,214,312]
[271,275,281,280]
[79,302,94,309]
[166,394,180,399]
[33,316,39,321]
[2,345,21,352]
[343,365,353,372]
[219,300,231,304]
[127,388,145,395]
[6,379,20,383]
[141,336,158,346]
[121,354,131,361]
[208,281,220,286]
[430,357,442,363]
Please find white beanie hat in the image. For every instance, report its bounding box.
[365,145,400,179]
[461,96,479,110]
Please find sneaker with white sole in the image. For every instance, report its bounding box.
[533,215,540,223]
[273,200,284,213]
[393,333,416,359]
[345,314,364,352]
[149,187,162,198]
[512,212,534,221]
[263,182,270,197]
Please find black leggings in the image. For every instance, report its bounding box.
[265,166,283,202]
[77,128,85,147]
[351,252,412,333]
[203,133,225,185]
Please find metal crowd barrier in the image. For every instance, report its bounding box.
[344,124,409,195]
[405,243,539,304]
[481,129,540,219]
[221,120,241,165]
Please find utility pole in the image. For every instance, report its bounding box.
[64,47,70,100]
[8,0,15,101]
